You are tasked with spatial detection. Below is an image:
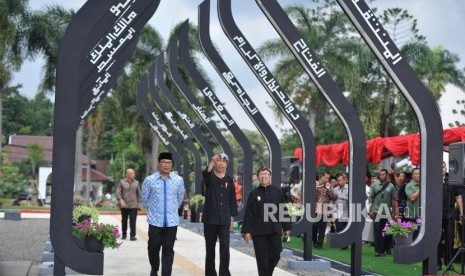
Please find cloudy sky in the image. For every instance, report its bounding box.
[13,0,465,135]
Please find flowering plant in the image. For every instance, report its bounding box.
[72,219,121,249]
[382,218,421,237]
[286,202,304,216]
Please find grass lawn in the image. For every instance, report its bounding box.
[283,236,460,276]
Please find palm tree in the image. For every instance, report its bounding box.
[83,106,103,202]
[258,3,369,140]
[259,3,465,139]
[24,5,75,93]
[0,0,31,169]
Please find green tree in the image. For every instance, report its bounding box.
[26,92,53,135]
[0,0,31,168]
[0,162,28,197]
[108,128,145,180]
[25,5,75,93]
[258,3,367,142]
[2,85,30,136]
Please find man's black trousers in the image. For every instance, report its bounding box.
[148,225,177,276]
[252,234,282,276]
[120,208,137,237]
[204,223,231,276]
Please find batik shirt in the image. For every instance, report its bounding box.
[116,178,140,208]
[142,171,185,227]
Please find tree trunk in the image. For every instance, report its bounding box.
[381,81,395,137]
[85,143,92,204]
[74,125,83,196]
[151,133,160,173]
[0,87,3,171]
[308,109,317,134]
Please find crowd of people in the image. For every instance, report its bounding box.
[113,152,464,275]
[286,162,463,271]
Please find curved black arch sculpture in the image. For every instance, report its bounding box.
[141,68,203,195]
[336,0,442,273]
[136,80,184,174]
[254,0,366,274]
[216,0,316,258]
[171,25,253,217]
[197,1,282,187]
[152,55,234,177]
[136,73,194,193]
[52,1,160,274]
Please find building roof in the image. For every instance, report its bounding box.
[4,135,111,182]
[82,168,111,182]
[4,135,95,165]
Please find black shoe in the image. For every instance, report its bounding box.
[375,252,384,257]
[121,234,127,240]
[130,236,137,241]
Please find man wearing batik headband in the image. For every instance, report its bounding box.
[241,166,291,276]
[142,152,185,276]
[202,152,238,276]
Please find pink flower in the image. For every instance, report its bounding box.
[102,227,107,232]
[94,224,99,230]
[76,222,82,228]
[82,227,88,233]
[85,220,91,226]
[113,227,119,237]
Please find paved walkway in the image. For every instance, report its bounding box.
[1,212,295,275]
[100,214,295,275]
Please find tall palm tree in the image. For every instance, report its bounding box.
[258,3,369,139]
[83,106,103,202]
[24,5,75,93]
[0,0,30,169]
[260,3,465,140]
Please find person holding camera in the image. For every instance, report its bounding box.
[241,166,291,276]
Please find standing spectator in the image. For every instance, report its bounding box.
[390,168,408,218]
[202,153,238,276]
[369,169,398,257]
[405,167,421,240]
[438,161,463,270]
[314,176,336,248]
[234,177,243,210]
[142,152,185,276]
[405,168,421,221]
[116,168,140,241]
[241,166,291,276]
[324,181,336,235]
[334,173,349,233]
[362,175,378,244]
